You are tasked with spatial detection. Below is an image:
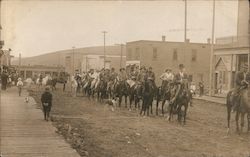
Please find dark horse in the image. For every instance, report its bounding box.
[115,80,129,108]
[155,83,172,116]
[128,80,143,110]
[96,79,107,102]
[140,80,155,116]
[168,82,191,125]
[226,88,250,134]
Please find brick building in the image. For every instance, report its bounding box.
[126,38,211,87]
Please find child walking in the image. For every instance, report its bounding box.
[16,78,24,96]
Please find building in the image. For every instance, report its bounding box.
[64,45,126,75]
[213,0,249,95]
[126,37,211,87]
[0,49,13,72]
[13,65,65,79]
[11,45,126,76]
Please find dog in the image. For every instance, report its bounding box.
[104,97,119,112]
[25,97,29,103]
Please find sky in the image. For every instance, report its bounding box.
[1,0,238,57]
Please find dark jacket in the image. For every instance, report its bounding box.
[174,72,188,84]
[41,91,52,106]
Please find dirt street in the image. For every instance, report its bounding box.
[30,87,250,157]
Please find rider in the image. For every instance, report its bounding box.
[232,63,250,111]
[117,68,127,82]
[137,66,147,83]
[147,67,156,89]
[160,69,174,89]
[171,64,188,104]
[107,67,118,90]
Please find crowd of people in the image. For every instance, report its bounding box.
[72,64,204,97]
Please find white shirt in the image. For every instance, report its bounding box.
[160,72,174,81]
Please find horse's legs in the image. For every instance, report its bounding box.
[227,104,231,134]
[156,98,159,116]
[240,113,245,133]
[247,114,250,132]
[129,95,133,109]
[183,104,188,125]
[125,95,128,108]
[162,99,166,116]
[236,111,240,133]
[150,99,153,115]
[119,95,122,107]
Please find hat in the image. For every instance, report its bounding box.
[18,77,22,81]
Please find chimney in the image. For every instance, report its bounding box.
[207,38,211,44]
[185,39,190,43]
[162,36,166,42]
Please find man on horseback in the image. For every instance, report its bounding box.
[160,69,174,92]
[147,67,157,89]
[231,64,250,112]
[170,64,188,105]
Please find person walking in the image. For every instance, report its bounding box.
[1,71,8,90]
[41,86,53,121]
[16,78,24,96]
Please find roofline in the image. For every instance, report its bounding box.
[126,40,211,45]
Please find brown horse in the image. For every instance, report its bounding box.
[227,88,250,134]
[168,82,191,125]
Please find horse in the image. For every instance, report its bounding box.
[96,79,107,102]
[140,80,155,116]
[155,83,172,116]
[71,76,78,97]
[127,79,138,110]
[114,80,129,108]
[227,86,250,134]
[107,79,116,100]
[168,81,191,125]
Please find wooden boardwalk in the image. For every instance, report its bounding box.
[0,88,80,157]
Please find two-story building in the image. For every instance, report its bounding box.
[213,0,249,95]
[126,37,211,87]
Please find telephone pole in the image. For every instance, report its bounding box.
[209,0,216,96]
[102,31,107,69]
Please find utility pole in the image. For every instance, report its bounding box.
[120,44,124,68]
[18,53,21,75]
[209,0,216,96]
[102,31,107,69]
[248,0,250,72]
[184,0,187,42]
[72,46,75,76]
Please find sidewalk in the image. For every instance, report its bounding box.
[0,87,80,157]
[193,95,226,105]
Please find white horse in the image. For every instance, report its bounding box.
[36,75,51,90]
[71,76,78,97]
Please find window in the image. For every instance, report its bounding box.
[127,48,132,60]
[152,48,158,60]
[135,48,140,60]
[173,49,178,60]
[191,49,197,62]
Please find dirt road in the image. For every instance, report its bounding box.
[30,88,250,157]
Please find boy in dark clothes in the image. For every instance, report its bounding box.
[41,86,52,121]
